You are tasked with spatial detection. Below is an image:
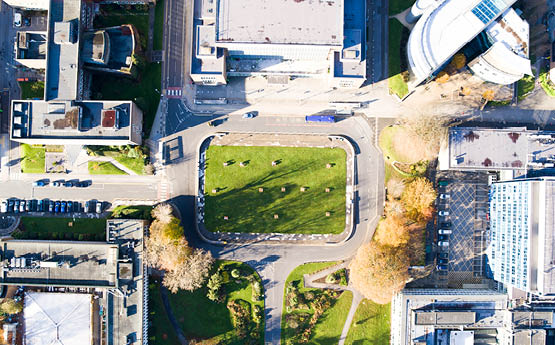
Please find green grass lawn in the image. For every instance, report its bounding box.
[388,18,409,99]
[20,144,45,173]
[148,283,180,345]
[88,161,128,175]
[154,0,164,50]
[539,72,555,97]
[282,262,352,345]
[168,260,264,344]
[19,81,44,100]
[389,0,416,15]
[344,300,391,345]
[94,12,149,50]
[87,146,147,175]
[111,205,153,220]
[379,126,412,163]
[14,217,106,241]
[204,146,347,234]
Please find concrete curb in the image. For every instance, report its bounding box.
[192,132,357,246]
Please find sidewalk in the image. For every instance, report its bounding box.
[73,150,138,175]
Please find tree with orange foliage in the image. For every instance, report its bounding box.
[451,53,466,69]
[374,215,409,247]
[435,71,450,83]
[401,177,437,221]
[349,242,410,304]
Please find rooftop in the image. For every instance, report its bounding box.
[45,0,82,101]
[16,32,47,60]
[11,100,133,141]
[0,240,118,287]
[216,0,343,45]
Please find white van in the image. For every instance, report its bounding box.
[438,229,452,235]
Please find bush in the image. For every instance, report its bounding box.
[253,305,263,324]
[252,281,263,302]
[231,268,241,279]
[52,232,59,240]
[325,273,338,284]
[78,234,85,241]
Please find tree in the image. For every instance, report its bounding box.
[450,53,466,69]
[374,215,409,247]
[402,115,450,156]
[401,178,437,221]
[163,249,214,293]
[151,204,173,224]
[349,242,409,304]
[0,299,22,315]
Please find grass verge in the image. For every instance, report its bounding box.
[388,19,409,99]
[111,205,153,220]
[13,217,106,241]
[88,161,128,175]
[148,283,180,345]
[540,72,555,97]
[389,0,416,15]
[168,260,264,345]
[21,144,45,173]
[204,146,347,235]
[282,262,352,345]
[87,146,147,175]
[19,81,44,100]
[344,300,391,345]
[154,0,164,50]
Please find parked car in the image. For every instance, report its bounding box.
[85,201,91,213]
[37,199,43,212]
[438,229,452,235]
[438,234,449,241]
[438,241,449,247]
[77,181,89,188]
[61,201,66,213]
[242,112,256,119]
[49,201,54,213]
[53,181,63,187]
[439,194,450,199]
[54,201,60,213]
[32,180,45,187]
[0,201,7,213]
[436,265,448,271]
[8,199,14,213]
[64,181,74,188]
[73,201,80,212]
[19,201,25,213]
[441,221,452,228]
[439,210,449,216]
[25,200,31,212]
[438,180,450,186]
[67,201,73,212]
[23,16,30,26]
[438,258,449,265]
[96,201,103,214]
[14,200,19,214]
[13,12,21,27]
[438,252,449,259]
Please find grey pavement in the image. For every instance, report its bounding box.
[163,114,385,344]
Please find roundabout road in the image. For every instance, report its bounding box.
[162,114,384,344]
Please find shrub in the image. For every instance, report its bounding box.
[325,273,337,284]
[78,234,85,241]
[52,232,59,240]
[252,305,263,324]
[227,300,251,339]
[207,288,219,302]
[231,268,240,279]
[252,281,263,301]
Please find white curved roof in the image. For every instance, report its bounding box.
[407,0,515,87]
[468,42,532,84]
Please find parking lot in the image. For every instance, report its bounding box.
[434,171,490,287]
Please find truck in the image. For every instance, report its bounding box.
[305,115,335,123]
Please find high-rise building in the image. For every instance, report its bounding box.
[487,178,555,296]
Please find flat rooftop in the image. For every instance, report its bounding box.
[216,0,343,45]
[0,240,118,287]
[45,0,81,101]
[11,100,133,140]
[448,127,555,170]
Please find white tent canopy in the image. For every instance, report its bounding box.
[24,292,91,345]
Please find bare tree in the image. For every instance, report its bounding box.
[151,203,174,224]
[401,177,437,221]
[402,115,450,156]
[163,249,215,293]
[386,178,405,200]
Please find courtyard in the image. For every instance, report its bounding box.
[203,145,347,234]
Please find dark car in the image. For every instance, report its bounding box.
[438,234,449,241]
[77,181,90,187]
[440,221,452,228]
[438,252,449,259]
[54,201,60,213]
[53,180,63,187]
[436,265,448,271]
[49,201,54,213]
[438,258,449,265]
[73,201,80,212]
[67,201,73,212]
[85,201,91,213]
[32,180,45,187]
[61,201,67,213]
[8,200,14,213]
[64,181,74,188]
[37,199,43,212]
[24,17,31,26]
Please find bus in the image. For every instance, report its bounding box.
[305,115,335,123]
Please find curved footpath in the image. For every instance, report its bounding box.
[162,114,385,344]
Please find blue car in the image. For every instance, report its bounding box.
[49,201,54,213]
[37,200,43,212]
[54,201,60,213]
[67,201,73,212]
[32,180,45,187]
[61,201,67,213]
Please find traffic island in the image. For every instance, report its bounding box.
[196,133,356,243]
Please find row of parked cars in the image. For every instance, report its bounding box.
[1,199,103,214]
[32,179,91,188]
[436,191,452,273]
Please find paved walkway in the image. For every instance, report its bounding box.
[159,285,188,345]
[73,150,138,175]
[196,133,356,245]
[146,3,155,60]
[302,261,364,345]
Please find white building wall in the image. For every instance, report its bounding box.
[216,42,336,61]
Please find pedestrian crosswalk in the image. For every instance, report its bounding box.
[166,87,182,98]
[158,181,171,201]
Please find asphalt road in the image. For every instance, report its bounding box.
[163,114,385,344]
[162,0,187,91]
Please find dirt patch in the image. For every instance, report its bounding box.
[392,127,431,163]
